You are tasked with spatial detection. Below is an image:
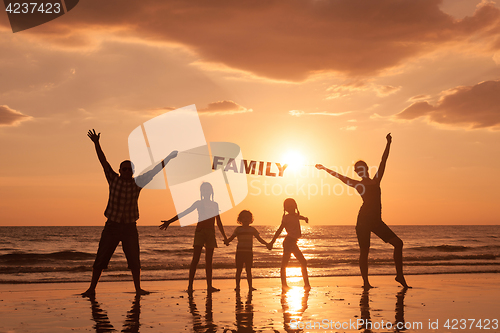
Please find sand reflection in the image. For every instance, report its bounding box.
[281,287,309,332]
[86,295,141,333]
[234,290,255,332]
[188,293,217,333]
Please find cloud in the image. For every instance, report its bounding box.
[0,105,32,126]
[146,101,251,116]
[327,80,401,99]
[289,110,351,117]
[0,39,226,118]
[373,85,401,97]
[198,100,252,115]
[326,81,369,99]
[395,80,500,129]
[5,0,500,81]
[408,94,432,101]
[370,113,384,119]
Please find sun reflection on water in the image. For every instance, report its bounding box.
[281,287,310,332]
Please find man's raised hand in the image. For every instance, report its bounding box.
[87,129,100,143]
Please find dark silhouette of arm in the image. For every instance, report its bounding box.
[159,201,198,230]
[135,150,178,187]
[255,232,268,246]
[374,133,391,182]
[216,215,228,242]
[315,164,361,187]
[298,215,309,223]
[87,129,109,169]
[268,222,285,249]
[225,229,237,245]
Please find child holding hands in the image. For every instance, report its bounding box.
[225,210,268,291]
[268,198,310,290]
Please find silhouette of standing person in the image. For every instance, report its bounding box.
[268,198,310,291]
[316,133,410,289]
[160,182,228,293]
[225,210,269,291]
[82,129,177,297]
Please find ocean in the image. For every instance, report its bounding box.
[0,225,499,284]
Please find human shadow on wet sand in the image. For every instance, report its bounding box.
[188,292,217,333]
[86,294,141,332]
[358,287,408,332]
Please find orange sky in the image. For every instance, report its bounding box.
[1,0,499,226]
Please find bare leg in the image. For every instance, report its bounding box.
[359,246,373,289]
[131,268,149,295]
[235,263,243,291]
[281,252,291,290]
[82,268,102,296]
[292,248,310,289]
[246,265,256,291]
[188,246,203,292]
[205,247,219,292]
[388,237,411,288]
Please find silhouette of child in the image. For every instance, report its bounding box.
[160,182,227,293]
[268,198,310,290]
[225,210,268,291]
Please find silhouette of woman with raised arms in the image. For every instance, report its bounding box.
[316,133,410,289]
[160,182,228,293]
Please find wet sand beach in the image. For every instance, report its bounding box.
[1,273,498,332]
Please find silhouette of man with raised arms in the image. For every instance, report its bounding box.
[82,129,177,296]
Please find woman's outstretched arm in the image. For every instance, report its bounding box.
[315,164,361,187]
[374,133,391,182]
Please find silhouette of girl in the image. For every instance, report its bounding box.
[268,198,310,290]
[316,133,409,289]
[160,182,228,292]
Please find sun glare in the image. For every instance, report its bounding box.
[282,150,305,172]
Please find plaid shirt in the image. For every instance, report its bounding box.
[102,162,157,223]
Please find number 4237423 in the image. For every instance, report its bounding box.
[5,2,62,14]
[443,319,498,330]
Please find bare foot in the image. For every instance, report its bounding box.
[395,276,411,288]
[81,289,95,297]
[208,287,220,293]
[136,289,150,295]
[249,287,257,291]
[362,284,374,290]
[282,285,290,292]
[304,285,311,291]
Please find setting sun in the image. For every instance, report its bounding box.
[282,150,306,172]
